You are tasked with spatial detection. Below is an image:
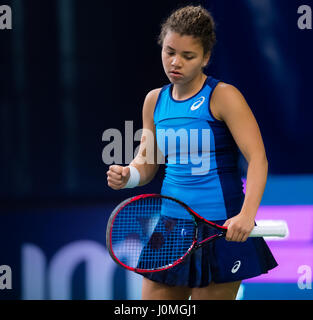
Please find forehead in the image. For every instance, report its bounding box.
[163,31,202,54]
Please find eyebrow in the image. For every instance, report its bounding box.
[166,46,196,54]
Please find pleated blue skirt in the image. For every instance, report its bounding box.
[140,220,278,288]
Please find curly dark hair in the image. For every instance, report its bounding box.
[157,5,216,57]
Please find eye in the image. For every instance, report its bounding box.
[166,52,194,60]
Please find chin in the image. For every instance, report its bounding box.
[168,75,184,83]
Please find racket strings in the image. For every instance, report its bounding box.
[110,197,195,270]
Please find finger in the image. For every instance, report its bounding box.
[109,165,123,174]
[122,166,130,177]
[107,177,123,188]
[237,227,253,242]
[225,228,234,241]
[240,233,250,242]
[234,232,245,242]
[239,231,251,242]
[107,170,122,180]
[107,175,123,184]
[108,182,123,190]
[227,228,244,242]
[227,231,238,242]
[222,219,231,227]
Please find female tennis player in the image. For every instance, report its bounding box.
[107,5,277,300]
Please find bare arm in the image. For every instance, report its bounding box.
[107,88,161,189]
[130,88,161,186]
[211,83,268,242]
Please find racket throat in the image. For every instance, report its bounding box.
[196,233,225,249]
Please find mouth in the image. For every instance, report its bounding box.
[169,71,183,78]
[170,70,182,75]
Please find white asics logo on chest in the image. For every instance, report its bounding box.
[231,260,241,274]
[190,96,205,111]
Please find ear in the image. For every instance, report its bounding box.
[203,52,211,68]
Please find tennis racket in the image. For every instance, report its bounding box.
[106,194,288,273]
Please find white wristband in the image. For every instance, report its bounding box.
[123,165,140,188]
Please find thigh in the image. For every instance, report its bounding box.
[191,280,241,300]
[142,277,192,300]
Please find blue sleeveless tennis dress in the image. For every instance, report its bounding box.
[142,76,277,287]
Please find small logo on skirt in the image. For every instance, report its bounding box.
[231,260,241,274]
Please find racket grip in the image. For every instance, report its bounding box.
[249,222,289,238]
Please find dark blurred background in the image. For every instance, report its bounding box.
[1,0,312,204]
[1,0,313,300]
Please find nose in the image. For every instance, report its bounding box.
[171,55,182,68]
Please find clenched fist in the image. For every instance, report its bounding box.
[107,165,130,190]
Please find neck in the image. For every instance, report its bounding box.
[172,73,207,101]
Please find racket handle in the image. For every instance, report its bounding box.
[249,222,289,238]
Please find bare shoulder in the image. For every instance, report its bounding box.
[142,88,162,122]
[144,88,162,107]
[211,82,250,121]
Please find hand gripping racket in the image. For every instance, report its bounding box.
[106,194,288,273]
